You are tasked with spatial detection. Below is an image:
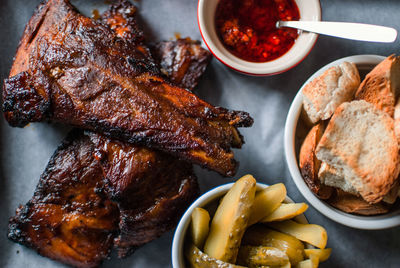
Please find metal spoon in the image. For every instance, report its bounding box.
[277,21,397,43]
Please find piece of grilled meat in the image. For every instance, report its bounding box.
[150,38,212,91]
[100,0,212,91]
[8,2,209,265]
[2,0,253,177]
[89,133,199,258]
[8,131,120,268]
[8,130,199,267]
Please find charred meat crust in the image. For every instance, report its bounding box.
[8,130,200,266]
[8,1,210,265]
[8,130,120,268]
[89,131,200,258]
[150,38,212,90]
[2,0,253,177]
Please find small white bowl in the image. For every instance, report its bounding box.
[197,0,321,76]
[284,54,400,230]
[171,182,308,268]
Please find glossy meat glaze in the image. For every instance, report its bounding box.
[2,0,253,176]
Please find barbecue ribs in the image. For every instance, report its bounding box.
[8,131,120,268]
[8,1,210,266]
[151,38,212,90]
[2,0,253,177]
[8,130,199,267]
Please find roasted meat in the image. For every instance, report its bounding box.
[89,132,199,258]
[150,38,212,90]
[8,131,120,268]
[2,0,253,177]
[8,2,210,266]
[100,0,212,91]
[8,130,199,267]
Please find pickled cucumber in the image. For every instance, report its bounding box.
[242,225,304,265]
[268,220,327,249]
[248,183,287,226]
[185,243,245,268]
[261,203,308,222]
[304,248,331,262]
[204,175,257,263]
[237,245,289,267]
[294,254,319,268]
[191,207,211,249]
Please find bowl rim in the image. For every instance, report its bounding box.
[171,182,308,268]
[197,0,322,76]
[284,54,400,230]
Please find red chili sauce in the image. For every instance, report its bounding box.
[215,0,300,62]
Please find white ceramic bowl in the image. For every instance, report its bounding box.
[197,0,321,76]
[171,182,308,268]
[284,54,400,230]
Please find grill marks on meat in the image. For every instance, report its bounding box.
[8,130,199,267]
[89,133,199,257]
[100,2,212,91]
[8,1,206,266]
[151,38,212,91]
[2,0,253,177]
[8,131,120,268]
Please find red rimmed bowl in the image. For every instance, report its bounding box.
[197,0,321,76]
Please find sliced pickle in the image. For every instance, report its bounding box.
[186,243,245,268]
[248,183,287,226]
[204,175,256,263]
[191,207,211,249]
[268,220,327,249]
[237,245,289,267]
[261,203,308,223]
[242,225,304,265]
[294,254,319,268]
[304,248,331,262]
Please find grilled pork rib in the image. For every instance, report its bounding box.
[89,132,199,258]
[2,0,253,177]
[8,1,209,266]
[8,130,199,267]
[8,131,120,268]
[100,0,212,91]
[151,38,212,90]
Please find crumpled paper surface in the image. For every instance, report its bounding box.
[0,0,400,267]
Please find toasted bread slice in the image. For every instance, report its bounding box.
[318,162,358,195]
[303,62,360,124]
[316,100,400,204]
[328,189,389,216]
[355,55,400,117]
[382,180,399,204]
[319,162,398,204]
[394,98,400,143]
[299,123,333,199]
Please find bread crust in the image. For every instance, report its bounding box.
[303,62,360,123]
[355,54,400,117]
[299,122,333,199]
[316,100,400,204]
[327,189,389,216]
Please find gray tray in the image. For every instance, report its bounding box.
[1,0,400,267]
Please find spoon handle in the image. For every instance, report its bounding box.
[277,21,397,43]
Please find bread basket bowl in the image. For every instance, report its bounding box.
[284,54,400,230]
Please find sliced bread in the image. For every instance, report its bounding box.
[382,181,399,204]
[318,162,358,195]
[316,100,400,204]
[303,62,360,124]
[394,98,400,143]
[355,54,400,117]
[299,123,333,199]
[327,189,389,216]
[319,162,398,204]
